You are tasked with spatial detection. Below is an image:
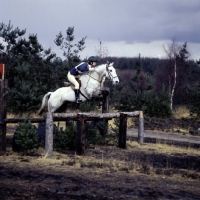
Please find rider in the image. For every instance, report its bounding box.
[67,56,99,103]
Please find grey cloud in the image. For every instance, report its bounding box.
[1,0,200,51]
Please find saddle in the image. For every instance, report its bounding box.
[63,80,109,102]
[63,79,82,89]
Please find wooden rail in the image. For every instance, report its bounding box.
[44,111,144,157]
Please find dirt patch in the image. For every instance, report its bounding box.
[1,126,200,199]
[1,147,200,200]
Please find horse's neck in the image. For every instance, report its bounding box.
[79,64,105,92]
[79,64,106,98]
[81,64,106,82]
[92,64,106,80]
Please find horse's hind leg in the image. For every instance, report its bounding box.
[48,102,59,113]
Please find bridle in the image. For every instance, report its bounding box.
[87,62,118,82]
[106,63,118,81]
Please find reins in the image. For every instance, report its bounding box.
[84,66,106,89]
[86,63,116,83]
[87,69,102,82]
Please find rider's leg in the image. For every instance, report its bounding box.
[74,89,82,103]
[67,72,82,103]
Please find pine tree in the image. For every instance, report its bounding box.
[54,27,86,68]
[114,54,171,117]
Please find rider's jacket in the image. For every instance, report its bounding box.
[70,62,93,75]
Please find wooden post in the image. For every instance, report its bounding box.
[118,113,127,148]
[0,79,8,151]
[138,111,144,144]
[101,87,110,113]
[76,115,85,155]
[0,64,5,80]
[101,87,110,136]
[44,112,53,158]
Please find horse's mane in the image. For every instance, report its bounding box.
[95,63,106,68]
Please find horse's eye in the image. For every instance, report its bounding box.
[110,70,112,72]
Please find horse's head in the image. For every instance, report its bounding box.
[106,62,119,85]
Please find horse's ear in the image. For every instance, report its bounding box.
[106,61,110,65]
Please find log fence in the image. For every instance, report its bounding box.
[0,79,144,157]
[44,111,144,157]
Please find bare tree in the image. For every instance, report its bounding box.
[163,38,181,110]
[95,39,109,58]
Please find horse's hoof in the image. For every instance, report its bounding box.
[76,99,83,103]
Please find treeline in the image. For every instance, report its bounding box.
[102,56,166,74]
[0,21,200,117]
[100,53,200,116]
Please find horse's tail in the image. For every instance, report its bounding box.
[37,92,52,115]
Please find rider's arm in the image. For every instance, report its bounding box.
[88,65,95,71]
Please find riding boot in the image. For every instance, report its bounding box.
[74,89,82,103]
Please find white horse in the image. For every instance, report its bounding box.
[38,62,119,114]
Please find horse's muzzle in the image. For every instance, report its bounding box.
[113,80,119,85]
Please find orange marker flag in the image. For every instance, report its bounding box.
[0,63,5,79]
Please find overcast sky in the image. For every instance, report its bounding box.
[1,0,200,60]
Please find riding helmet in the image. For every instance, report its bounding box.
[88,56,99,63]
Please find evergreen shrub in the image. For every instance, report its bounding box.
[54,122,77,150]
[53,120,118,151]
[12,120,39,154]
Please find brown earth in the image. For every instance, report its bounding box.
[0,124,200,200]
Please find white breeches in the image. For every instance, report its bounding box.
[67,72,80,89]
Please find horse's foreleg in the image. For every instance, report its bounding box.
[94,89,110,107]
[100,89,110,103]
[100,77,105,89]
[101,89,110,97]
